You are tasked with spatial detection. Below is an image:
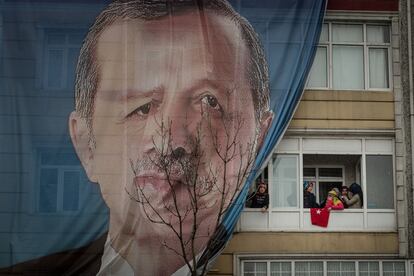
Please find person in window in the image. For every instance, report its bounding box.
[342,182,363,208]
[325,189,344,210]
[303,181,319,208]
[340,185,350,208]
[248,182,269,212]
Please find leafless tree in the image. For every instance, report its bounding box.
[128,109,257,276]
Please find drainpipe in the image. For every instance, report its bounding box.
[408,0,414,258]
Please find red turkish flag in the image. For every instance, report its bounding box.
[310,207,330,227]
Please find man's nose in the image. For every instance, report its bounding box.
[169,118,192,153]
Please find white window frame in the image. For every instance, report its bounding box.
[36,26,86,92]
[238,137,396,232]
[306,21,392,91]
[238,258,408,276]
[35,147,85,214]
[303,165,345,204]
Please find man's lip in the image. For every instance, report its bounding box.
[134,174,182,192]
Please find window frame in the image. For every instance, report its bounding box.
[239,258,408,276]
[240,137,396,232]
[306,21,392,91]
[303,165,346,204]
[36,26,87,93]
[34,146,85,214]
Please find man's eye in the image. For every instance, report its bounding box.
[201,95,220,110]
[127,102,151,118]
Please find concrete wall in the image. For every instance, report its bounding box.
[209,232,399,275]
[290,90,395,130]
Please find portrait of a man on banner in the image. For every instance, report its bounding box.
[0,0,325,275]
[69,0,272,274]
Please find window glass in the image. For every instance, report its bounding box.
[327,261,356,276]
[39,168,58,213]
[318,167,342,178]
[272,155,298,207]
[367,25,390,43]
[369,48,389,88]
[303,167,316,177]
[332,24,363,43]
[306,22,390,90]
[359,261,379,276]
[295,262,323,276]
[307,47,327,88]
[47,49,64,88]
[319,23,329,42]
[271,262,291,276]
[366,155,394,209]
[383,262,406,276]
[333,45,364,89]
[47,34,65,45]
[63,171,80,211]
[244,262,267,276]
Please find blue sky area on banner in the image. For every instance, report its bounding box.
[0,0,325,267]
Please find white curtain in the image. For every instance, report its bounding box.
[272,155,298,208]
[333,45,364,89]
[307,47,327,88]
[369,48,389,88]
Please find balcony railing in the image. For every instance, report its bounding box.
[237,208,396,232]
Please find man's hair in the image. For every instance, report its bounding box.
[75,0,270,131]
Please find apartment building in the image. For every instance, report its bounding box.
[209,0,414,275]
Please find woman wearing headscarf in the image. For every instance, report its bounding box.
[325,189,344,210]
[342,182,363,208]
[303,181,319,208]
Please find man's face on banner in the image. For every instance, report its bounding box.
[70,10,270,273]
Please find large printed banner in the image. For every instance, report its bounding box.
[0,0,325,275]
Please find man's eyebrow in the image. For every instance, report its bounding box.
[125,86,164,100]
[187,78,233,94]
[102,86,164,101]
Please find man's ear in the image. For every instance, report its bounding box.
[257,110,273,151]
[69,111,97,183]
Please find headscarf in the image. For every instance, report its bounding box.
[349,182,363,207]
[303,181,313,192]
[328,189,342,206]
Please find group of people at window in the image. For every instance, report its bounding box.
[245,180,363,211]
[303,181,363,209]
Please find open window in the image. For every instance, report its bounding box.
[303,154,361,207]
[239,138,396,231]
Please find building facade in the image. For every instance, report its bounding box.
[210,0,414,275]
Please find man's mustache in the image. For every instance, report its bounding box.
[130,147,200,179]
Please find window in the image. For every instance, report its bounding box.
[327,261,356,275]
[241,260,405,276]
[307,22,391,90]
[243,262,268,276]
[295,261,323,276]
[360,261,380,276]
[37,147,84,213]
[240,138,396,231]
[382,262,406,276]
[366,155,394,209]
[43,28,84,90]
[271,262,292,276]
[304,165,345,204]
[272,155,298,208]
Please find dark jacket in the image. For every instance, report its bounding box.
[303,191,319,208]
[249,192,269,208]
[0,233,106,276]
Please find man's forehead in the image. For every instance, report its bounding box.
[95,10,251,96]
[98,11,245,50]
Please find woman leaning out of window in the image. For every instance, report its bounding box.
[341,182,363,208]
